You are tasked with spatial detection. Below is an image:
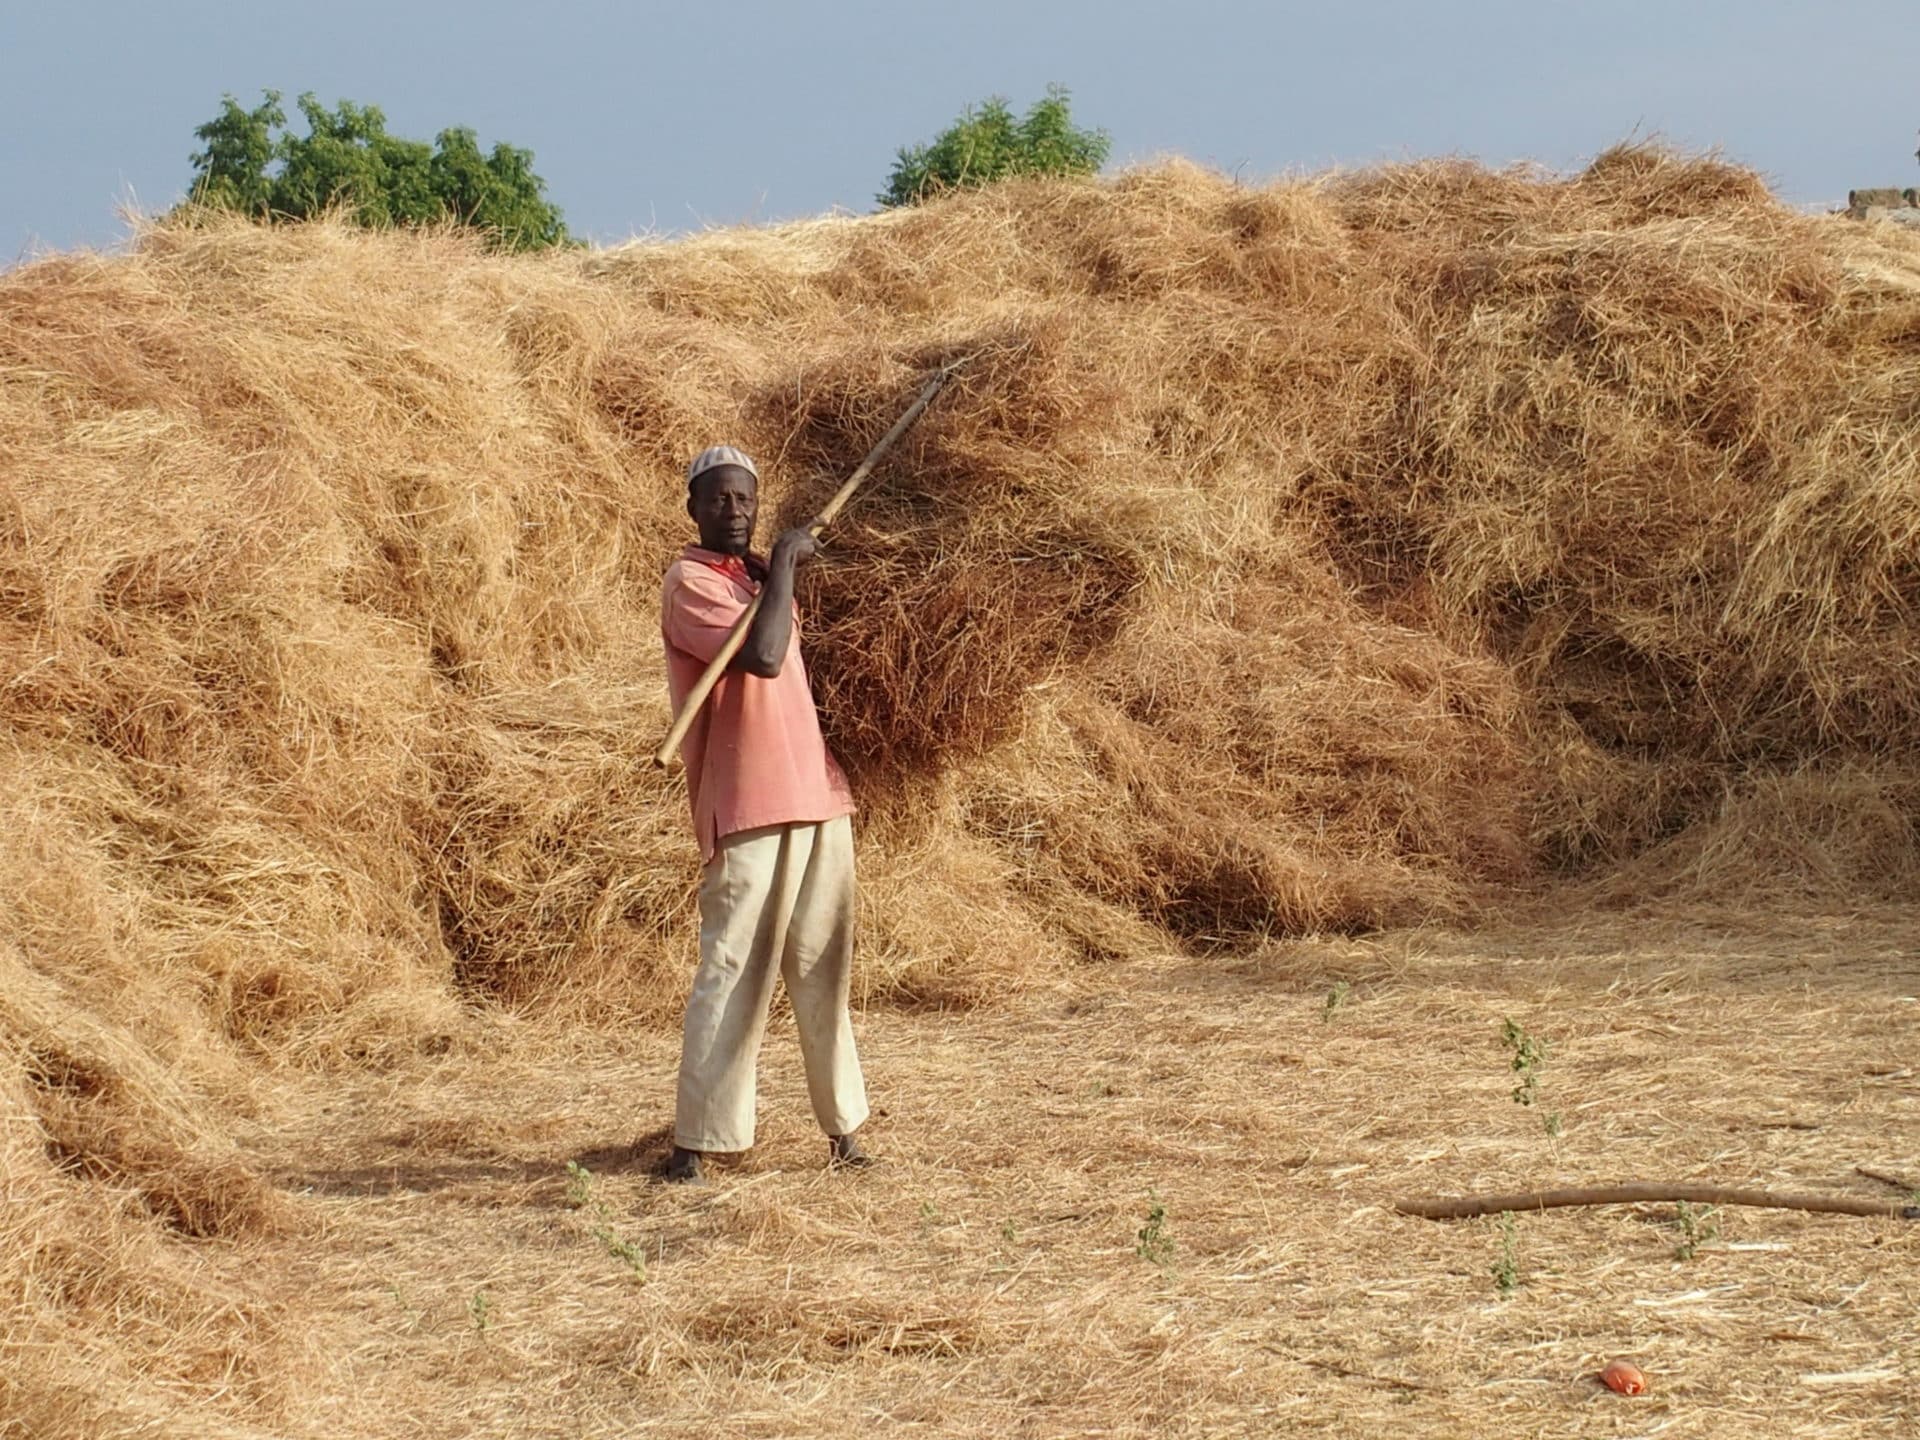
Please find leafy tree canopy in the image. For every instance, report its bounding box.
[186,91,570,251]
[879,85,1109,208]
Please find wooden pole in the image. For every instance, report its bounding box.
[652,359,966,770]
[1394,1182,1920,1221]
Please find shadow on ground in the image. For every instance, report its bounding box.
[276,1124,676,1198]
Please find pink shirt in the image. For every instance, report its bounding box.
[661,546,855,861]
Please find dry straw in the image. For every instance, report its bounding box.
[2,145,1918,1431]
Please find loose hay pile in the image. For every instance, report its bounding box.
[2,145,1918,1431]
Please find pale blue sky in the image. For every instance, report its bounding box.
[2,0,1914,259]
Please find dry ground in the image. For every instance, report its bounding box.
[226,907,1918,1438]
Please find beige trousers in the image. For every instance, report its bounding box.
[674,815,868,1153]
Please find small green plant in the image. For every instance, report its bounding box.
[592,1220,649,1279]
[1543,1110,1563,1137]
[468,1288,492,1332]
[918,1199,941,1235]
[1322,981,1351,1021]
[564,1159,594,1209]
[1001,1219,1019,1244]
[1135,1190,1173,1267]
[562,1162,648,1279]
[1673,1201,1720,1260]
[1500,1017,1549,1108]
[1491,1211,1520,1296]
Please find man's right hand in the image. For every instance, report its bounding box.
[770,527,819,567]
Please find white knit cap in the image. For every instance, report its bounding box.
[686,444,759,486]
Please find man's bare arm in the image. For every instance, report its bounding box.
[736,528,816,677]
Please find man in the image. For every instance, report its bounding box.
[658,443,871,1184]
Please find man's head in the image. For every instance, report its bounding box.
[686,445,759,556]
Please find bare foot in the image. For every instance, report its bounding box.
[664,1146,706,1184]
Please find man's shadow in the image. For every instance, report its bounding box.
[280,1123,676,1200]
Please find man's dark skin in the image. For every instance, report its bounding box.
[665,463,871,1183]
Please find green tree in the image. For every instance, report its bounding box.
[429,127,571,250]
[879,85,1109,207]
[186,91,570,251]
[187,92,285,216]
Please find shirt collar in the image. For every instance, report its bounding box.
[683,545,757,584]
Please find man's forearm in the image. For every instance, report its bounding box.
[736,554,798,676]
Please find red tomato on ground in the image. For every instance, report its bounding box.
[1600,1359,1648,1395]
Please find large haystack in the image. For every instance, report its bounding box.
[3,145,1919,1430]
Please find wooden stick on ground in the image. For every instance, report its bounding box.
[651,358,969,770]
[1394,1182,1920,1221]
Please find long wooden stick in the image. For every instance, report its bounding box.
[652,359,966,769]
[1394,1182,1919,1221]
